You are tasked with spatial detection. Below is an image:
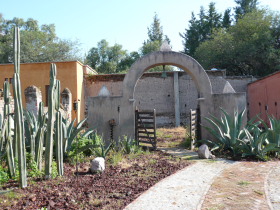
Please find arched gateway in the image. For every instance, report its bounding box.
[87,50,246,142]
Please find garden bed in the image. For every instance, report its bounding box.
[0,150,191,210]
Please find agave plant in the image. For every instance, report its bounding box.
[201,109,246,156]
[120,136,139,154]
[201,108,261,157]
[238,126,280,161]
[266,116,280,146]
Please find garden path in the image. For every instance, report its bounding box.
[124,158,237,210]
[124,148,279,210]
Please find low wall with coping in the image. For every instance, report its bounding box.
[85,71,253,127]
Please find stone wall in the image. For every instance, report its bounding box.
[85,71,254,127]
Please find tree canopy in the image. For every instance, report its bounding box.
[86,14,172,74]
[194,9,280,76]
[141,13,170,56]
[0,16,81,64]
[180,2,224,57]
[85,39,139,74]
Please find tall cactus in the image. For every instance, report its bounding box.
[45,63,58,179]
[3,81,15,177]
[13,27,27,188]
[54,79,63,176]
[55,111,63,176]
[35,102,46,171]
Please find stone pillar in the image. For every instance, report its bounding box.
[61,88,72,121]
[174,71,180,127]
[24,86,42,117]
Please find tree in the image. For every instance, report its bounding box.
[222,9,232,28]
[195,10,280,76]
[180,2,222,57]
[0,16,81,63]
[141,13,170,55]
[86,39,128,74]
[117,51,140,73]
[180,12,201,56]
[140,13,173,72]
[234,0,259,21]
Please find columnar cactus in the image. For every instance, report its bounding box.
[45,63,58,179]
[13,27,27,188]
[35,102,46,171]
[55,111,63,176]
[3,81,15,177]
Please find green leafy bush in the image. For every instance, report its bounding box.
[26,153,43,178]
[0,165,9,186]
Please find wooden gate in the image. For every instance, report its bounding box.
[190,109,197,150]
[135,109,157,149]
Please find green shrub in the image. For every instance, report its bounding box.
[0,165,9,186]
[26,153,43,178]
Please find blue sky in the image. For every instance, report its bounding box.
[1,0,280,55]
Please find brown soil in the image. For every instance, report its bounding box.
[201,161,276,210]
[0,151,191,210]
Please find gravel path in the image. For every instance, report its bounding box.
[267,161,280,210]
[124,159,237,210]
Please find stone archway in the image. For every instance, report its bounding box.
[87,50,246,142]
[122,51,212,101]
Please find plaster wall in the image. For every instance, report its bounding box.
[0,61,88,122]
[86,71,252,126]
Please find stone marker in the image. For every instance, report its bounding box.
[90,157,105,173]
[198,144,211,159]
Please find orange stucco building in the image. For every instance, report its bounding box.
[0,61,96,122]
[248,71,280,123]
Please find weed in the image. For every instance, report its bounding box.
[148,159,157,164]
[237,180,251,186]
[109,151,123,166]
[254,190,264,195]
[51,161,58,178]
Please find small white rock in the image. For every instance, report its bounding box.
[90,157,105,173]
[197,144,211,159]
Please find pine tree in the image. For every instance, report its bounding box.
[234,0,259,21]
[222,9,232,28]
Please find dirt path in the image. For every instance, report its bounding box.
[201,161,277,210]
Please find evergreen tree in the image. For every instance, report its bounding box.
[222,9,232,28]
[195,10,280,76]
[234,0,259,21]
[141,13,170,56]
[180,12,200,56]
[180,2,222,57]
